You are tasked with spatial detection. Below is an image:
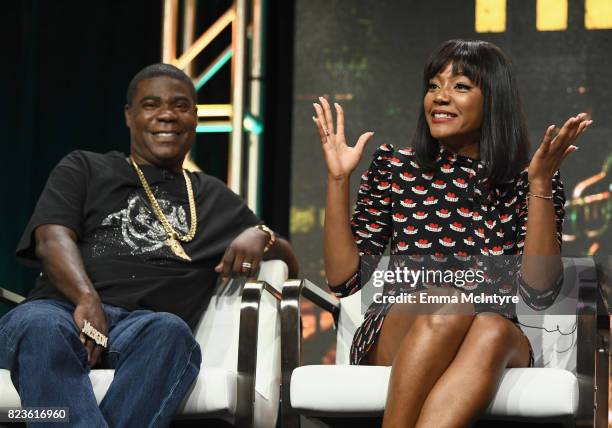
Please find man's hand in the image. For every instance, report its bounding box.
[214,227,269,282]
[73,295,108,367]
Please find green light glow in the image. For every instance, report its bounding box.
[196,124,233,133]
[195,49,233,90]
[243,114,263,135]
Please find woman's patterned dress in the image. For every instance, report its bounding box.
[331,144,565,365]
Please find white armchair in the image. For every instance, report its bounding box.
[280,258,609,427]
[0,259,288,428]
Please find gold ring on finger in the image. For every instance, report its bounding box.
[82,320,108,348]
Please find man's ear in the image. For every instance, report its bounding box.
[124,104,132,128]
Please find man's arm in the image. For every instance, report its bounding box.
[264,237,299,278]
[34,224,107,367]
[35,225,97,303]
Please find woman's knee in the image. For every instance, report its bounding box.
[408,288,475,335]
[412,312,475,339]
[470,314,519,347]
[466,314,527,365]
[386,290,475,345]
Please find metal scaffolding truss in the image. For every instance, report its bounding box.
[162,0,264,213]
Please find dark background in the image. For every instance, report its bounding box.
[289,0,612,365]
[290,0,612,287]
[0,1,609,426]
[0,0,294,309]
[1,0,609,382]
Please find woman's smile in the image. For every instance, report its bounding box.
[424,63,484,151]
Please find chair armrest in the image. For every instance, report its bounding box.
[280,279,340,427]
[301,279,341,324]
[0,287,25,307]
[594,261,610,428]
[236,279,281,427]
[574,258,610,427]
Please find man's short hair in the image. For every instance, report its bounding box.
[126,63,197,105]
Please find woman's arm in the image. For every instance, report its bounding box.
[312,97,374,286]
[520,177,564,290]
[324,176,360,285]
[521,113,591,291]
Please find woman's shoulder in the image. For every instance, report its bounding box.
[395,145,416,158]
[369,144,418,165]
[362,145,425,182]
[371,143,395,158]
[366,144,420,171]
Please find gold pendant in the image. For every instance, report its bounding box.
[166,236,192,261]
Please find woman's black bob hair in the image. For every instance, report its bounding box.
[413,39,529,187]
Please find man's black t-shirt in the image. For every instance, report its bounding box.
[16,150,260,329]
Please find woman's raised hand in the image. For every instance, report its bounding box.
[528,113,592,189]
[312,97,374,180]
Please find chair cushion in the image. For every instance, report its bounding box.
[0,369,22,407]
[180,367,237,415]
[485,368,578,417]
[89,370,115,404]
[0,368,114,406]
[0,367,237,416]
[291,366,390,414]
[290,365,578,418]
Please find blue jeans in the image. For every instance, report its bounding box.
[0,298,202,428]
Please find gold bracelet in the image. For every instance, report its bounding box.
[528,192,553,200]
[255,224,276,253]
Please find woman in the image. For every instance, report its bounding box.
[312,39,591,427]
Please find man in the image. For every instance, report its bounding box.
[0,63,298,427]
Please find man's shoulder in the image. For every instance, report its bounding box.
[61,149,124,164]
[190,171,249,209]
[191,170,233,193]
[56,150,124,171]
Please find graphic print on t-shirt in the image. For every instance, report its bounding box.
[91,188,188,260]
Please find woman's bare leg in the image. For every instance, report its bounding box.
[366,289,475,428]
[414,313,531,428]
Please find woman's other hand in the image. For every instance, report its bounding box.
[528,113,592,190]
[312,96,374,180]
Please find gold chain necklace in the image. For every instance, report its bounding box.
[130,157,197,261]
